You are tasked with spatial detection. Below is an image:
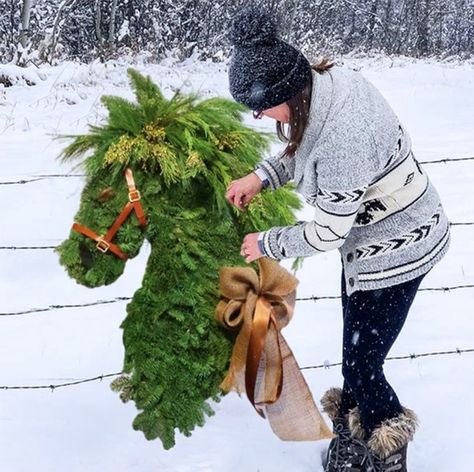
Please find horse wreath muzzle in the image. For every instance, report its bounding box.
[72,168,147,260]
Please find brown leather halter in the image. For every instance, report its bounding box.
[72,168,147,260]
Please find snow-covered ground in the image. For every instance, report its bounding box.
[1,54,473,471]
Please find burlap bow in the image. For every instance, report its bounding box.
[215,257,333,441]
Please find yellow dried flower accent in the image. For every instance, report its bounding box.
[143,123,166,142]
[186,151,204,169]
[150,143,176,162]
[248,192,265,214]
[210,134,220,147]
[104,135,135,165]
[216,132,242,151]
[133,136,152,164]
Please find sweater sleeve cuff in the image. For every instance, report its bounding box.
[254,167,270,182]
[257,232,267,257]
[258,229,285,260]
[255,156,292,190]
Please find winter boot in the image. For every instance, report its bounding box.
[348,407,418,472]
[321,388,366,472]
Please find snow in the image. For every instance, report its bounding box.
[0,63,47,86]
[1,54,473,471]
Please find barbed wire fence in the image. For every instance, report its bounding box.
[0,155,473,251]
[0,220,472,251]
[1,155,474,187]
[0,222,471,251]
[1,282,474,317]
[1,347,473,391]
[1,153,473,392]
[0,174,86,186]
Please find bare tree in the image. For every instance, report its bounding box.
[108,0,118,43]
[367,0,379,49]
[49,0,79,63]
[19,0,32,48]
[95,0,103,44]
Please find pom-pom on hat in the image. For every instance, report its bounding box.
[228,6,312,112]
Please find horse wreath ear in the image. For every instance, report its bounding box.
[127,67,165,104]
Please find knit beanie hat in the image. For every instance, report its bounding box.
[228,6,312,112]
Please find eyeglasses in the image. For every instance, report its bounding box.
[253,110,264,120]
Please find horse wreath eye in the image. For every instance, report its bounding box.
[97,187,116,203]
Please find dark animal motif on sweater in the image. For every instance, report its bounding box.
[355,199,388,226]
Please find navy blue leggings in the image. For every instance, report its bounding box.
[338,271,426,437]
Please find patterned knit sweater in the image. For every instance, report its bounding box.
[255,66,450,295]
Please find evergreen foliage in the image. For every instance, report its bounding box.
[57,68,301,449]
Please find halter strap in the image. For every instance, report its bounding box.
[72,168,147,260]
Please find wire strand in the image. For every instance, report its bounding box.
[0,174,85,185]
[1,348,472,390]
[0,220,472,252]
[300,347,474,370]
[1,156,473,186]
[420,156,474,165]
[0,246,57,250]
[0,297,132,316]
[1,283,473,316]
[0,372,122,390]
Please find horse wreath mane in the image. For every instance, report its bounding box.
[57,68,301,449]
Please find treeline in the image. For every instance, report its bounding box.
[1,0,473,65]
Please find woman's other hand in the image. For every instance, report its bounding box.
[240,232,263,263]
[225,172,263,211]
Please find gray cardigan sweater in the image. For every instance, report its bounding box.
[255,66,450,296]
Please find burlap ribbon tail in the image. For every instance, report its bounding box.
[215,257,333,441]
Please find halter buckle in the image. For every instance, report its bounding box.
[128,190,141,202]
[96,238,110,253]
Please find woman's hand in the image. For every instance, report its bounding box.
[240,232,263,263]
[225,172,263,211]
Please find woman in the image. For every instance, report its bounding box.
[225,6,450,472]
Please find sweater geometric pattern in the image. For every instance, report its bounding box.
[356,206,442,260]
[317,187,367,204]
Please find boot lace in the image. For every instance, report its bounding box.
[329,422,353,467]
[359,441,403,472]
[327,422,365,471]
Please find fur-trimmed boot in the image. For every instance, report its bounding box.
[348,407,418,472]
[321,388,366,472]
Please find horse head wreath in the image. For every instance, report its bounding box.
[56,69,301,449]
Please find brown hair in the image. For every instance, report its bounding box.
[277,58,334,159]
